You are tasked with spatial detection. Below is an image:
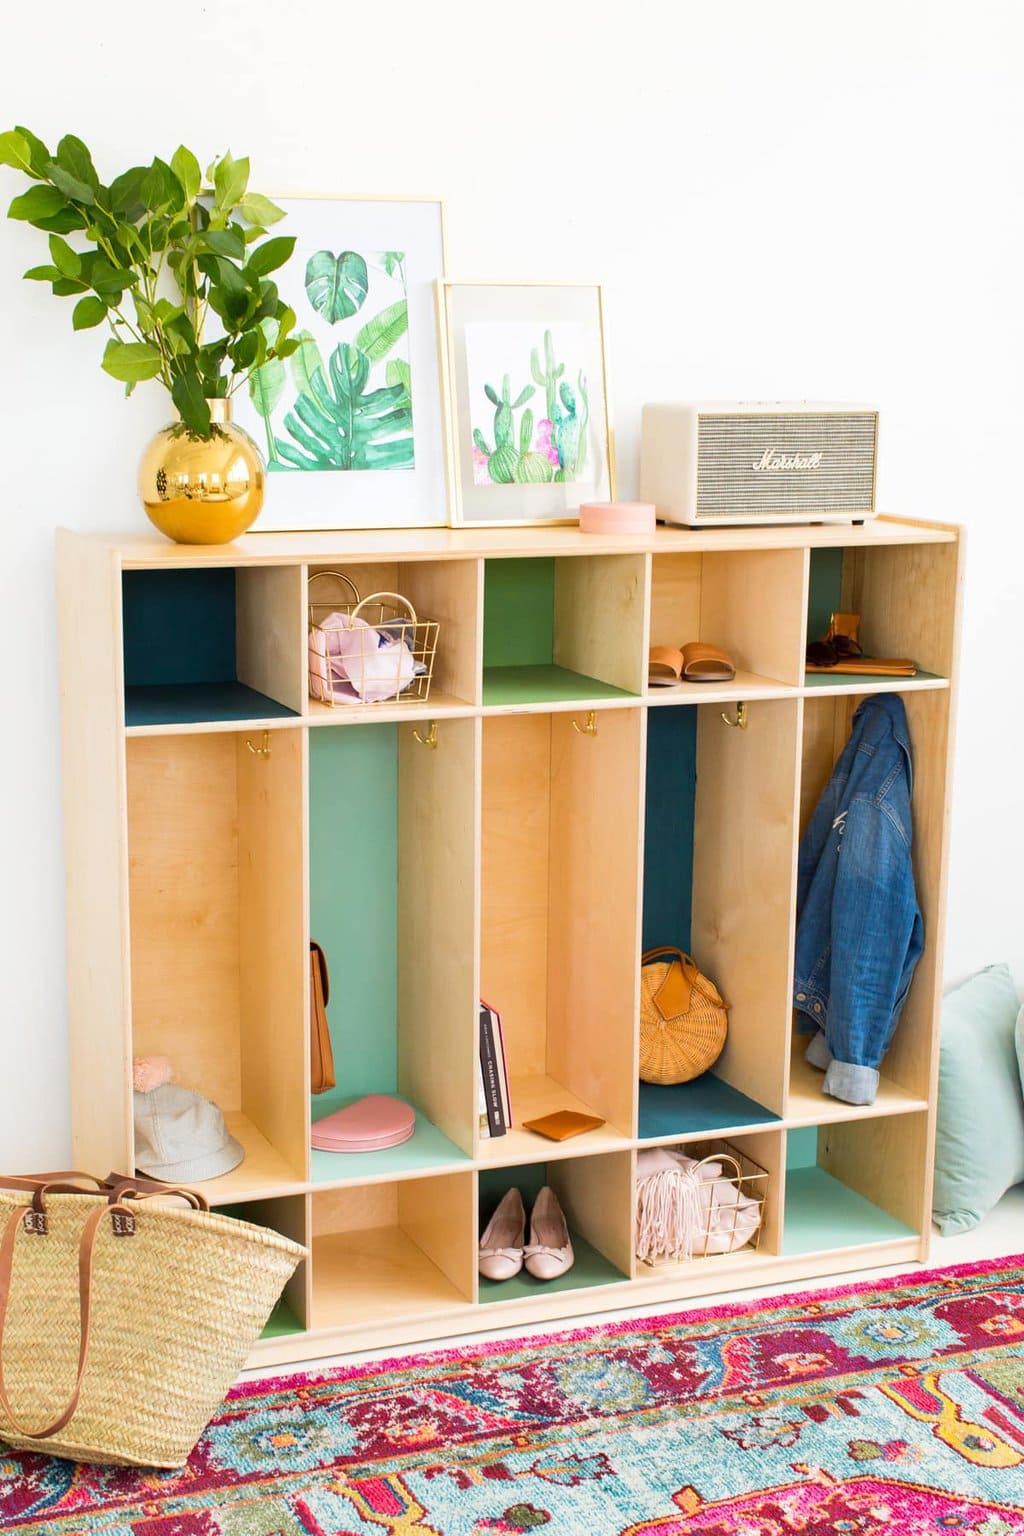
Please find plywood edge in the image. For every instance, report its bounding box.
[57,531,134,1173]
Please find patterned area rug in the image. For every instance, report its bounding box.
[3,1254,1024,1534]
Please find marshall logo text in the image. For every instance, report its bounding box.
[752,448,823,473]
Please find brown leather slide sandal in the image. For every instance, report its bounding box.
[648,642,737,686]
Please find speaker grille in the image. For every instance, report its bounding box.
[695,412,876,518]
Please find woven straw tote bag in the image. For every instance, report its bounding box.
[0,1172,306,1467]
[639,947,728,1084]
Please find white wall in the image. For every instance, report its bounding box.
[1,0,1020,1167]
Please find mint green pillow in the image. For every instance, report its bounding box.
[933,964,1024,1236]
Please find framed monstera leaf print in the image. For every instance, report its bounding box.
[238,197,448,531]
[441,282,614,526]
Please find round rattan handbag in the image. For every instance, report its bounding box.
[639,947,728,1084]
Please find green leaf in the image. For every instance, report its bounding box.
[90,259,135,299]
[171,372,211,436]
[276,340,414,471]
[246,234,295,279]
[288,329,324,398]
[48,233,81,278]
[108,166,147,219]
[72,295,107,330]
[23,264,62,281]
[8,184,67,222]
[239,192,285,226]
[304,249,367,324]
[170,144,201,202]
[249,352,285,417]
[381,250,405,279]
[0,130,35,175]
[201,226,246,260]
[385,358,412,394]
[56,135,99,194]
[213,151,249,211]
[33,206,88,234]
[12,126,50,176]
[354,300,408,362]
[140,158,178,213]
[45,160,95,205]
[101,338,162,383]
[51,277,87,296]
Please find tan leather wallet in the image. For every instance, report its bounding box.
[522,1109,605,1141]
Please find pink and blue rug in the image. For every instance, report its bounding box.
[3,1253,1024,1533]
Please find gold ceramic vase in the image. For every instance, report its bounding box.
[139,397,265,545]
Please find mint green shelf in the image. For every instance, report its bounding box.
[784,1166,916,1255]
[262,1297,303,1339]
[803,668,942,689]
[483,664,636,707]
[479,1231,627,1303]
[311,1103,470,1183]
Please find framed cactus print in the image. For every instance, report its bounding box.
[440,282,614,526]
[236,196,448,532]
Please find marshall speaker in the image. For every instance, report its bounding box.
[640,403,878,527]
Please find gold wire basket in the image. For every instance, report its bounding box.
[308,570,439,707]
[635,1138,768,1266]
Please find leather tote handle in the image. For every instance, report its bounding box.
[0,1199,136,1440]
[107,1183,209,1211]
[641,946,699,1019]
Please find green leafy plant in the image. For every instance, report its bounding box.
[473,374,535,483]
[0,126,300,439]
[531,329,565,423]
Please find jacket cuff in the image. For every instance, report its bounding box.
[822,1059,879,1106]
[804,1031,832,1071]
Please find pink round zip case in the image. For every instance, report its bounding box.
[311,1094,415,1152]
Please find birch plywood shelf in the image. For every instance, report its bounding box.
[57,516,961,1366]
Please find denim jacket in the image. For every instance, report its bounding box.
[793,693,923,1105]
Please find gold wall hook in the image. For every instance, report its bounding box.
[412,720,438,749]
[245,731,271,759]
[572,711,598,737]
[720,702,748,730]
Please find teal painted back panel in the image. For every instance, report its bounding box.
[123,568,237,686]
[309,727,398,1111]
[786,1125,820,1169]
[478,1163,549,1225]
[642,707,697,953]
[806,548,845,641]
[483,559,555,667]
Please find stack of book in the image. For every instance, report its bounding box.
[478,1000,512,1137]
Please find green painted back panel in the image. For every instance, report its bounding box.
[806,548,845,641]
[642,706,697,953]
[309,726,398,1112]
[784,1166,916,1254]
[123,568,237,686]
[481,664,634,706]
[786,1126,820,1169]
[483,558,555,667]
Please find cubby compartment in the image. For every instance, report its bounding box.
[639,699,799,1140]
[480,708,642,1161]
[478,1153,632,1303]
[309,719,476,1181]
[792,687,950,1117]
[783,1117,924,1254]
[804,541,957,692]
[648,548,805,701]
[633,1130,783,1280]
[306,559,480,718]
[125,730,307,1202]
[122,567,305,727]
[311,1173,475,1329]
[482,555,645,706]
[218,1196,309,1339]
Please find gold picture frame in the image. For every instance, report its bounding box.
[439,280,616,527]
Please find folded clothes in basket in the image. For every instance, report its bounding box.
[635,1146,761,1263]
[309,611,426,704]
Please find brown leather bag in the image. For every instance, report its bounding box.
[310,942,336,1095]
